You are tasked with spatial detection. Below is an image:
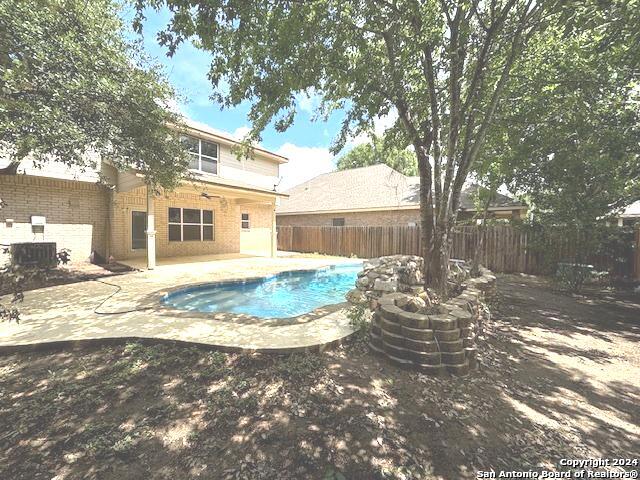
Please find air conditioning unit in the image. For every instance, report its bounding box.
[10,242,57,267]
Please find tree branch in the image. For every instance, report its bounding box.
[422,45,442,214]
[440,3,466,227]
[381,29,424,147]
[452,1,542,214]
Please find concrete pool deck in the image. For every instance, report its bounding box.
[0,255,359,354]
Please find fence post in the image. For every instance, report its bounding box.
[634,225,640,281]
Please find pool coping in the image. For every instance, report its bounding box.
[0,258,361,355]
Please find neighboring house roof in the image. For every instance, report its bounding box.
[276,164,526,215]
[620,200,640,218]
[456,184,527,209]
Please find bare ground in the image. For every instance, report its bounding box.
[0,274,638,480]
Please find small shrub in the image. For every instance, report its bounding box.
[144,403,178,426]
[111,434,139,457]
[274,353,326,382]
[206,350,227,367]
[0,247,71,322]
[198,351,228,379]
[121,342,167,366]
[323,468,347,480]
[347,303,372,341]
[554,263,594,292]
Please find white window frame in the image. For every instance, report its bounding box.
[241,212,250,230]
[182,135,219,175]
[168,207,215,242]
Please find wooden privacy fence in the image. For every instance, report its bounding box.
[635,227,640,280]
[277,225,422,260]
[277,225,640,276]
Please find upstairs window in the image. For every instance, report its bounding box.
[332,217,345,226]
[181,135,218,174]
[241,213,250,230]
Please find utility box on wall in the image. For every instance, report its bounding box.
[30,215,46,235]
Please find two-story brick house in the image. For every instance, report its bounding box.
[0,119,288,269]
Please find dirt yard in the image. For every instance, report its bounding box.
[1,275,638,480]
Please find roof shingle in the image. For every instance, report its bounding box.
[276,164,525,214]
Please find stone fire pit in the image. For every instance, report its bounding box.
[346,255,497,376]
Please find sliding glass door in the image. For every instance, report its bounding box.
[132,211,147,250]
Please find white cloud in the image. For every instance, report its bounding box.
[232,125,251,140]
[373,109,399,136]
[172,55,215,107]
[159,97,190,117]
[346,131,370,148]
[295,88,320,114]
[276,143,336,190]
[344,109,399,148]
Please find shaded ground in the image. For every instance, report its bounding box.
[0,261,132,296]
[1,274,638,479]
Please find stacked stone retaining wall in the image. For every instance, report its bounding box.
[346,255,497,376]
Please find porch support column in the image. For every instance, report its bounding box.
[271,201,277,258]
[146,186,157,270]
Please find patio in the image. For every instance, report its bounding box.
[0,254,358,353]
[118,252,257,270]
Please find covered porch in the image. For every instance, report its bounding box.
[108,172,285,270]
[118,252,257,270]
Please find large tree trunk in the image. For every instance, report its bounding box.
[416,146,449,298]
[426,222,450,297]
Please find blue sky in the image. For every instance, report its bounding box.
[120,4,359,189]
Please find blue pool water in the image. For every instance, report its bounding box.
[162,263,362,318]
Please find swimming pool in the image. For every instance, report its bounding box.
[161,263,362,318]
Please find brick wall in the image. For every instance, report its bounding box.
[0,175,276,264]
[277,209,421,227]
[0,175,109,263]
[109,187,243,260]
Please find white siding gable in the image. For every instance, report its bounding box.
[1,120,286,192]
[0,151,104,183]
[218,143,279,191]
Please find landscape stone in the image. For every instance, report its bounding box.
[346,254,497,377]
[374,278,398,292]
[346,288,367,304]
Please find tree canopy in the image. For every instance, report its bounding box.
[135,0,554,294]
[336,136,418,176]
[480,2,640,228]
[0,0,188,189]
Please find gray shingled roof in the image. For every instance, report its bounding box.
[276,164,525,214]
